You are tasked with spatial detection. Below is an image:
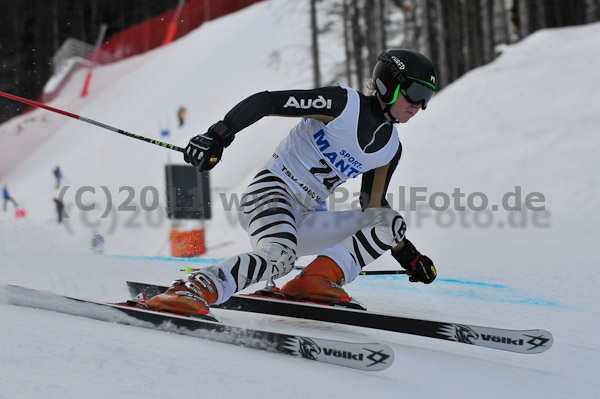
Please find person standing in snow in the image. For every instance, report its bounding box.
[177,106,186,127]
[2,186,18,212]
[53,197,65,223]
[147,49,438,315]
[52,166,63,189]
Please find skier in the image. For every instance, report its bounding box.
[147,49,439,315]
[2,186,18,212]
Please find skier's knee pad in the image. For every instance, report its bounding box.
[366,208,407,247]
[259,242,297,280]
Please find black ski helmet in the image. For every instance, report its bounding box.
[372,49,437,110]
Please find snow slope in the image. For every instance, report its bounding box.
[1,1,599,397]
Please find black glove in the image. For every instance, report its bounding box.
[184,121,235,171]
[391,238,437,284]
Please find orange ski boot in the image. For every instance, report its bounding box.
[145,273,218,316]
[280,256,351,303]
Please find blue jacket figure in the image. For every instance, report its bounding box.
[3,186,18,212]
[53,166,62,189]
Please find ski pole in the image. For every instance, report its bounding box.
[180,266,409,275]
[359,270,408,275]
[296,266,408,275]
[0,90,185,153]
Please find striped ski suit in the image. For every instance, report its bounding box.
[198,84,407,304]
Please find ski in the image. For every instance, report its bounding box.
[3,285,394,371]
[127,281,554,354]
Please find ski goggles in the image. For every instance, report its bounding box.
[387,80,436,109]
[377,52,436,109]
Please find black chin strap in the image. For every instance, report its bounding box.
[374,93,398,124]
[382,103,399,124]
